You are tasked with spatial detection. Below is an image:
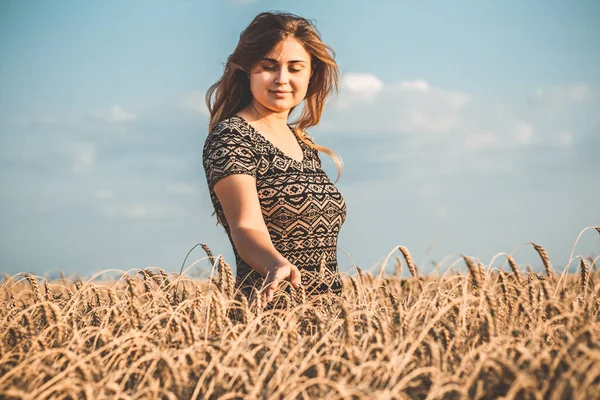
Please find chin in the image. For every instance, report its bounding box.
[267,100,293,109]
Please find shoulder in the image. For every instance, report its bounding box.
[204,117,254,152]
[209,116,249,137]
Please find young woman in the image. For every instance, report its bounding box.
[203,11,346,309]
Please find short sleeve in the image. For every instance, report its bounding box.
[203,124,258,190]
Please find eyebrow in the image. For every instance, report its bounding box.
[261,58,307,64]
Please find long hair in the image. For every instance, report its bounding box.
[205,11,343,184]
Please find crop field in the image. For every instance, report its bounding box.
[1,228,599,399]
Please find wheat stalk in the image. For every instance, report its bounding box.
[580,257,590,294]
[394,256,403,277]
[399,246,419,278]
[462,256,482,291]
[531,242,554,279]
[4,236,600,400]
[506,255,522,283]
[18,273,42,303]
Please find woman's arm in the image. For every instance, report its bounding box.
[231,226,289,278]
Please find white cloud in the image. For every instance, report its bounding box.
[128,205,150,218]
[396,79,431,92]
[556,131,573,147]
[103,202,186,219]
[535,83,593,105]
[107,105,138,122]
[181,90,210,116]
[62,142,96,175]
[433,205,448,218]
[334,73,384,110]
[514,122,534,145]
[11,104,138,126]
[325,76,470,134]
[88,104,138,123]
[11,114,63,126]
[464,132,499,151]
[341,73,383,96]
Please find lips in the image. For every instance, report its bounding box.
[271,90,291,94]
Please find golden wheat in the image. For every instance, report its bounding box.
[399,246,419,278]
[531,242,555,279]
[0,241,599,399]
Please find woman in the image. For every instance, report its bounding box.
[203,11,346,310]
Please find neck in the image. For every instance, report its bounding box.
[246,101,290,131]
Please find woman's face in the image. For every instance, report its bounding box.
[248,37,312,115]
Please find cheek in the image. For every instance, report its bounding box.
[250,75,272,93]
[294,78,311,94]
[295,74,311,88]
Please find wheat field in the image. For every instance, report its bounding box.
[1,227,599,399]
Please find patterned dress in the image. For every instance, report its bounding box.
[202,115,347,300]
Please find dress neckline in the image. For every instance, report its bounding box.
[231,114,307,166]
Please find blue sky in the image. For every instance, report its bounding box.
[1,0,598,279]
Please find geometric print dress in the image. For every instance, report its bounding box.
[202,115,347,301]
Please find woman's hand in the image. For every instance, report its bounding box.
[262,262,303,305]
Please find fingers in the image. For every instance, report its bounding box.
[290,265,302,289]
[264,278,279,303]
[262,264,303,307]
[262,270,275,305]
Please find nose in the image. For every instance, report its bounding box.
[275,67,289,85]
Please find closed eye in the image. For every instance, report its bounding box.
[263,65,302,73]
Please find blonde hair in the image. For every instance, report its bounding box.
[205,11,343,184]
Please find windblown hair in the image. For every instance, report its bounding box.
[205,11,343,184]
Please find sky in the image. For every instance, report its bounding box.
[1,0,599,280]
